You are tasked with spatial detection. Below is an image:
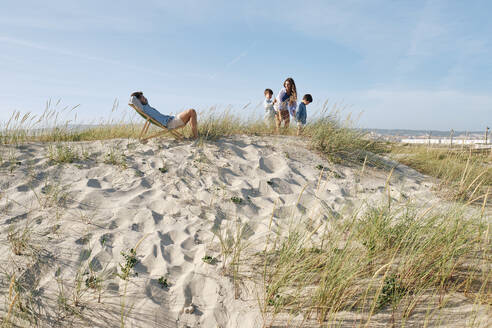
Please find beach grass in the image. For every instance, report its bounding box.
[0,103,490,327]
[254,198,490,326]
[390,144,491,203]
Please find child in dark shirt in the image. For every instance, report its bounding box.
[295,94,312,136]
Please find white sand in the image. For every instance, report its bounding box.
[0,136,489,327]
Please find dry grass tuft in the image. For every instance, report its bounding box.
[391,145,491,203]
[255,200,490,326]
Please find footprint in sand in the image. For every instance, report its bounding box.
[180,236,195,250]
[268,178,293,194]
[158,231,175,246]
[89,255,103,271]
[152,211,164,224]
[75,233,92,245]
[161,245,187,265]
[79,249,92,261]
[16,184,30,192]
[87,178,101,188]
[99,233,114,248]
[171,273,223,325]
[257,156,277,174]
[108,220,118,229]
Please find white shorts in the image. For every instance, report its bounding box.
[167,117,185,130]
[264,109,275,123]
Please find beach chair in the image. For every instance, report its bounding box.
[128,97,184,143]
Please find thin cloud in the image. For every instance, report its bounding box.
[0,36,173,78]
[226,51,248,67]
[0,36,118,64]
[209,41,257,80]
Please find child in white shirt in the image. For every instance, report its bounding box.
[263,88,275,127]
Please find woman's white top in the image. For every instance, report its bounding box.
[275,87,297,116]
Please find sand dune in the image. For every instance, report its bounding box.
[0,136,488,327]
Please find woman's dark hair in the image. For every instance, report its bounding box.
[283,77,297,105]
[131,91,143,100]
[264,88,273,96]
[303,94,313,102]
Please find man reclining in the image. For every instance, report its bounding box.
[131,91,198,139]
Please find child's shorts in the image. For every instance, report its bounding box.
[264,109,276,123]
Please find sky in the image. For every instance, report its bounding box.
[0,0,491,130]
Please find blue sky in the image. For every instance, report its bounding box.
[1,0,490,130]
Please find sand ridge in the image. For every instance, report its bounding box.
[1,136,482,328]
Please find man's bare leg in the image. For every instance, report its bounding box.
[178,109,198,139]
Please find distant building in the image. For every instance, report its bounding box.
[400,138,489,146]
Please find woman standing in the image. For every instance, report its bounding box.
[275,77,297,132]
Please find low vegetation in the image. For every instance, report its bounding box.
[306,112,389,164]
[230,196,243,204]
[212,221,250,298]
[7,223,32,256]
[201,255,217,265]
[391,144,491,203]
[47,143,80,164]
[117,248,138,281]
[253,200,490,326]
[157,276,169,289]
[103,147,127,169]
